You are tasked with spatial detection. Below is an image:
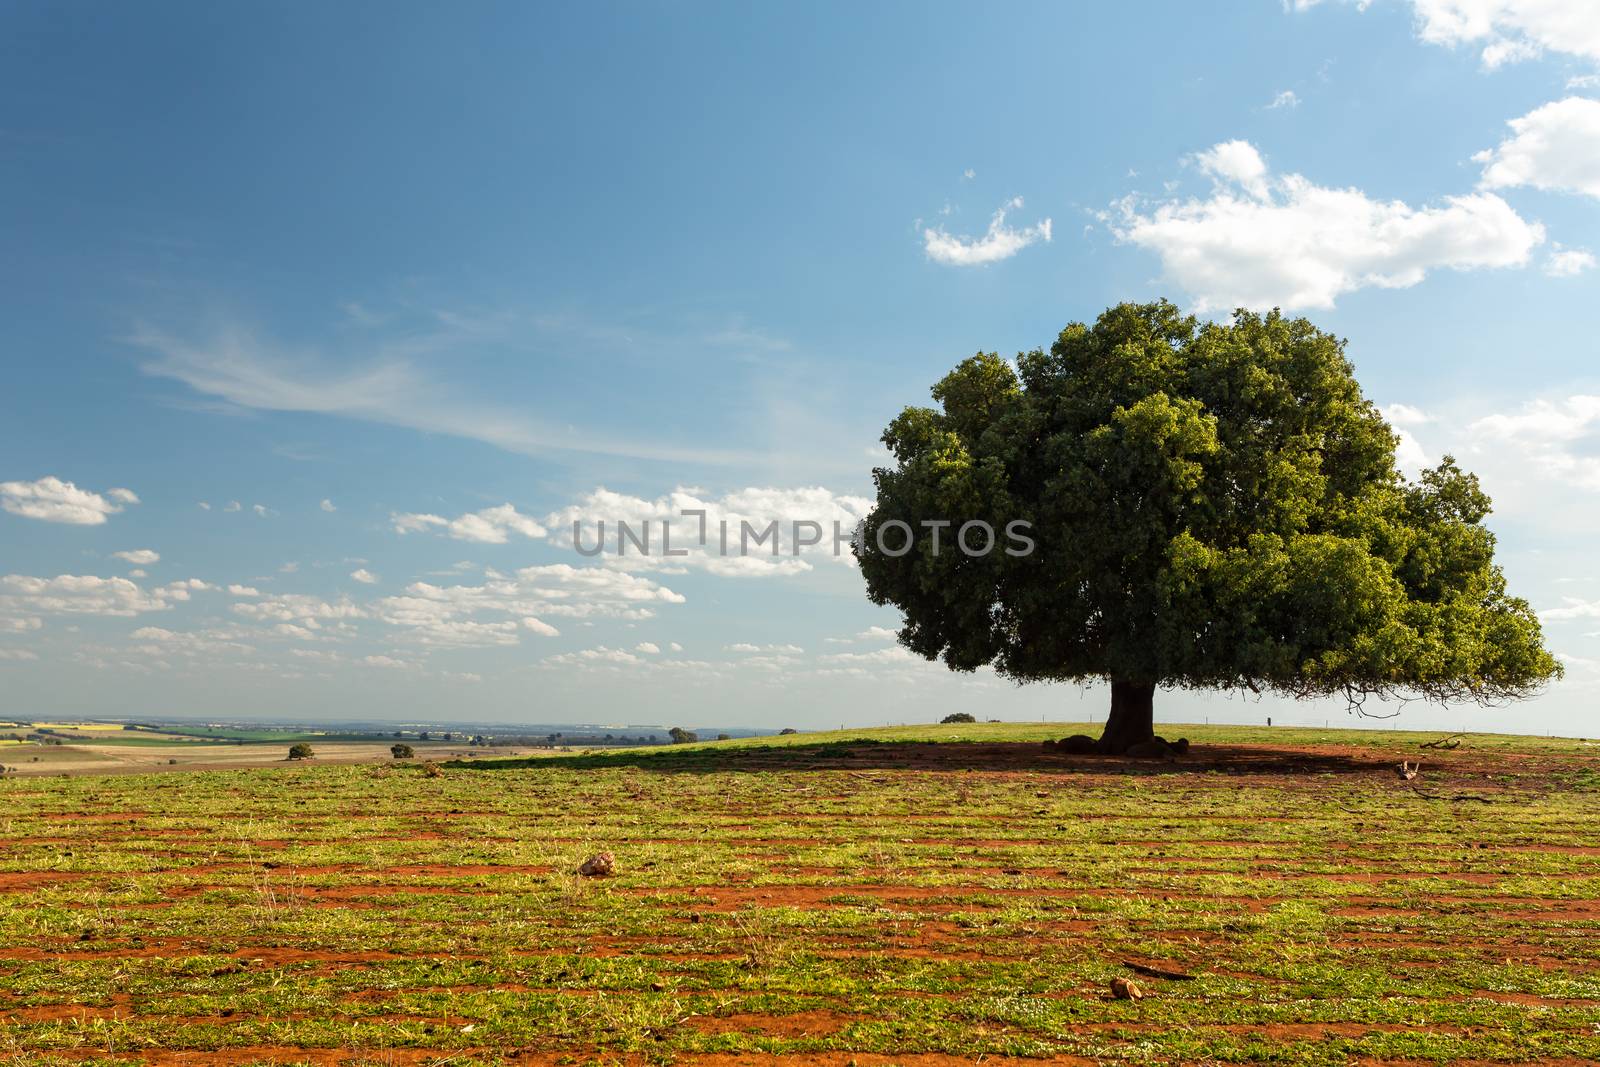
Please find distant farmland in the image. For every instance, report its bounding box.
[1,722,1598,1064]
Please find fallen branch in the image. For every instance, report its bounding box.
[1410,785,1494,804]
[1419,734,1464,750]
[1121,960,1196,981]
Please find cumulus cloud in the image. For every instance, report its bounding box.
[320,499,337,512]
[1475,97,1600,199]
[1110,140,1544,310]
[392,504,547,544]
[1292,0,1600,67]
[1543,597,1600,621]
[1381,403,1434,427]
[923,197,1053,266]
[1267,89,1301,109]
[1469,395,1600,490]
[232,594,368,640]
[545,486,872,577]
[112,549,160,566]
[1546,246,1597,276]
[0,477,140,526]
[371,564,683,648]
[0,574,209,619]
[349,568,379,584]
[636,641,661,654]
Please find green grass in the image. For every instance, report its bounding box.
[0,722,1597,1065]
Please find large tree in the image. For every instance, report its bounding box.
[856,302,1560,753]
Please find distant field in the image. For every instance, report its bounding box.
[1,723,1597,1064]
[0,738,545,777]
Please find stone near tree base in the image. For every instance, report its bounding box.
[577,851,615,877]
[1053,734,1097,754]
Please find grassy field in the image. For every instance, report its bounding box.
[1,722,1598,1065]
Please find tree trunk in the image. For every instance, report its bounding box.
[1095,680,1156,754]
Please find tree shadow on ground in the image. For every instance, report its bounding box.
[445,739,1394,777]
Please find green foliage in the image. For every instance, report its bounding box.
[941,713,977,724]
[857,301,1560,707]
[667,726,698,744]
[287,742,315,760]
[390,743,414,759]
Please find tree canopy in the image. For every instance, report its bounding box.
[856,301,1560,752]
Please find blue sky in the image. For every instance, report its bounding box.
[3,1,1600,734]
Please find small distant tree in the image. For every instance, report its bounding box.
[716,732,731,741]
[418,731,431,741]
[287,742,315,760]
[390,743,415,759]
[667,727,698,744]
[940,713,977,724]
[779,728,798,735]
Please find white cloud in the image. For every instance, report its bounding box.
[1293,0,1600,67]
[128,626,255,657]
[545,486,871,578]
[1543,597,1600,621]
[372,564,684,648]
[1475,97,1600,199]
[1410,0,1600,68]
[0,477,139,526]
[349,568,379,584]
[1111,140,1544,310]
[669,641,684,652]
[1193,140,1273,199]
[361,654,409,669]
[252,504,270,517]
[544,645,644,667]
[0,617,42,633]
[1469,395,1600,490]
[227,584,261,597]
[521,617,561,637]
[223,501,241,513]
[636,641,661,654]
[818,646,923,666]
[0,574,207,619]
[1382,403,1434,427]
[198,502,211,510]
[1546,246,1597,276]
[392,504,547,544]
[1571,74,1600,89]
[233,593,368,630]
[0,649,39,662]
[923,197,1053,266]
[112,549,160,566]
[727,642,804,654]
[1267,89,1301,109]
[320,499,337,512]
[130,321,739,466]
